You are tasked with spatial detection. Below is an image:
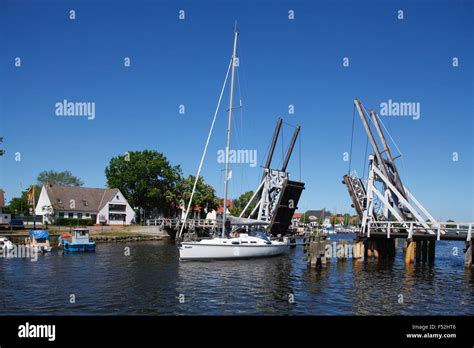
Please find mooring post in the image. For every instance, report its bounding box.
[290,234,296,248]
[308,237,328,268]
[355,240,364,260]
[309,240,318,267]
[321,239,327,264]
[465,241,473,267]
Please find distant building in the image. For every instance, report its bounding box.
[303,210,332,226]
[0,188,11,225]
[291,212,303,225]
[35,184,135,225]
[205,199,233,220]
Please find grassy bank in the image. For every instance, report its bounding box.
[0,225,170,243]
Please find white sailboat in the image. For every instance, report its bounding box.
[177,27,290,261]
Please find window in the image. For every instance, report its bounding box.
[109,204,126,212]
[116,195,120,200]
[109,213,126,221]
[68,213,73,218]
[78,213,82,219]
[85,213,90,217]
[57,198,62,204]
[59,212,65,218]
[83,200,88,207]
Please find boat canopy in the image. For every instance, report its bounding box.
[248,230,271,242]
[29,230,50,240]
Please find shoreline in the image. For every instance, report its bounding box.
[0,225,172,244]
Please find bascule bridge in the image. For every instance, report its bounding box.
[343,99,473,266]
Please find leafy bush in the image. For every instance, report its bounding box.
[55,218,94,226]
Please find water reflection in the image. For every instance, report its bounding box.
[0,236,472,315]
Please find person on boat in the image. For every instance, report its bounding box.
[224,218,231,238]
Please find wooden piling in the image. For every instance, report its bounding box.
[428,239,436,263]
[421,240,428,262]
[308,237,327,268]
[388,238,396,258]
[405,240,415,265]
[290,235,296,248]
[465,241,473,267]
[354,240,365,261]
[415,240,421,262]
[373,240,379,259]
[309,241,318,267]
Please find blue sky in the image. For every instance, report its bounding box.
[1,0,473,220]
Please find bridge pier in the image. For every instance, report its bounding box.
[415,240,422,262]
[364,238,396,260]
[428,239,436,263]
[405,238,436,265]
[421,240,428,262]
[405,240,415,264]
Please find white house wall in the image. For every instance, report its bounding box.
[98,190,135,225]
[35,185,52,222]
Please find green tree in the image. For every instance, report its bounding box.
[105,150,182,215]
[4,186,41,216]
[230,191,255,216]
[300,214,310,224]
[37,170,83,186]
[350,215,360,226]
[330,215,340,228]
[179,175,219,219]
[343,213,351,226]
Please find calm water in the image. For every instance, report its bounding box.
[0,235,473,315]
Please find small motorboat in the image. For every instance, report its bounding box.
[26,230,52,253]
[59,228,96,252]
[0,237,14,252]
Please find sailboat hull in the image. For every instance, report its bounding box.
[178,237,289,261]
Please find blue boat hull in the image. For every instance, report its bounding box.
[63,240,96,252]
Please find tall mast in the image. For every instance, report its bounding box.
[222,28,239,238]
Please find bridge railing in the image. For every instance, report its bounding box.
[366,220,473,241]
[145,218,220,229]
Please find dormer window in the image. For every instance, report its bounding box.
[83,200,88,206]
[57,198,62,204]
